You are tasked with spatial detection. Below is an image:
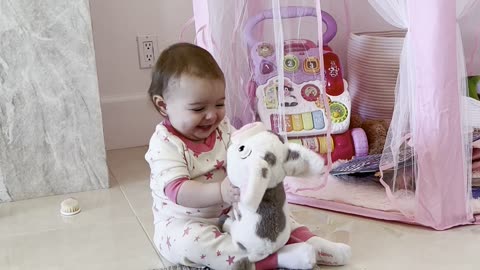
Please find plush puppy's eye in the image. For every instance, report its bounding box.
[238,145,252,159]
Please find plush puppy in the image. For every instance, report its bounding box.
[224,122,326,267]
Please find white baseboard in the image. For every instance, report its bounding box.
[101,95,162,150]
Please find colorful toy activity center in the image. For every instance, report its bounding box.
[244,7,368,161]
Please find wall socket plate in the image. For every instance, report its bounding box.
[136,35,158,69]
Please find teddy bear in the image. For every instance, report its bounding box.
[349,114,417,190]
[222,122,351,269]
[350,114,390,155]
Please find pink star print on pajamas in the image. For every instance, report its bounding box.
[213,229,222,238]
[226,255,235,265]
[214,160,226,172]
[204,172,213,180]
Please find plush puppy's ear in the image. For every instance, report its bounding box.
[241,159,271,212]
[283,143,325,177]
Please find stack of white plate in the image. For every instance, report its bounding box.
[347,31,406,120]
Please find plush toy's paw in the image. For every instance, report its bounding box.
[220,216,233,233]
[313,240,352,266]
[277,243,316,269]
[334,243,352,265]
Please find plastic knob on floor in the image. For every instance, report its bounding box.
[60,198,81,216]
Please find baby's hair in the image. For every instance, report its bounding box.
[148,43,225,104]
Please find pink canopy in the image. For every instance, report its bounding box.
[192,0,480,230]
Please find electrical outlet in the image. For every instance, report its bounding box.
[137,35,158,69]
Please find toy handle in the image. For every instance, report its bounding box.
[244,6,337,48]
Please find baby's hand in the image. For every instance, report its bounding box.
[220,177,240,205]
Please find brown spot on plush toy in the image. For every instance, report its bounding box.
[350,114,390,155]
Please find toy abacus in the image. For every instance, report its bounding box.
[244,7,352,141]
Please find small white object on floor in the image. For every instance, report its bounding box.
[60,198,81,216]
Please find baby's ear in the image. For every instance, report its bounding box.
[152,95,167,117]
[283,143,325,177]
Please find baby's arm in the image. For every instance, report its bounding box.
[172,176,238,208]
[175,180,222,208]
[174,118,239,207]
[148,137,238,209]
[165,177,239,208]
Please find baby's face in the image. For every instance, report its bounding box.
[164,74,226,142]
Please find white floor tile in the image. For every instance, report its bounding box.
[0,176,135,237]
[108,147,153,217]
[0,220,163,270]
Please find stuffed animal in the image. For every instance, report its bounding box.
[350,114,416,190]
[223,122,351,269]
[350,114,390,155]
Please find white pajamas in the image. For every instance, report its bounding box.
[146,118,254,268]
[154,218,249,268]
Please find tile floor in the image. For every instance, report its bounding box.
[1,146,479,270]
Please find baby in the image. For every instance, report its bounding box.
[145,42,351,269]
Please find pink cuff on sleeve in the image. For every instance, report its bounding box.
[255,252,278,269]
[164,177,189,204]
[287,226,316,244]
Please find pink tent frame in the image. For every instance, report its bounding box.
[192,0,478,230]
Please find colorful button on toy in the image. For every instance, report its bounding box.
[283,55,299,72]
[270,114,281,133]
[301,113,314,130]
[263,81,278,109]
[260,60,274,75]
[291,114,304,131]
[301,137,320,152]
[285,115,293,132]
[318,136,335,154]
[312,111,325,130]
[257,43,274,57]
[301,84,320,102]
[329,102,348,123]
[303,57,320,73]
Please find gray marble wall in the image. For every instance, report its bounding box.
[0,0,108,202]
